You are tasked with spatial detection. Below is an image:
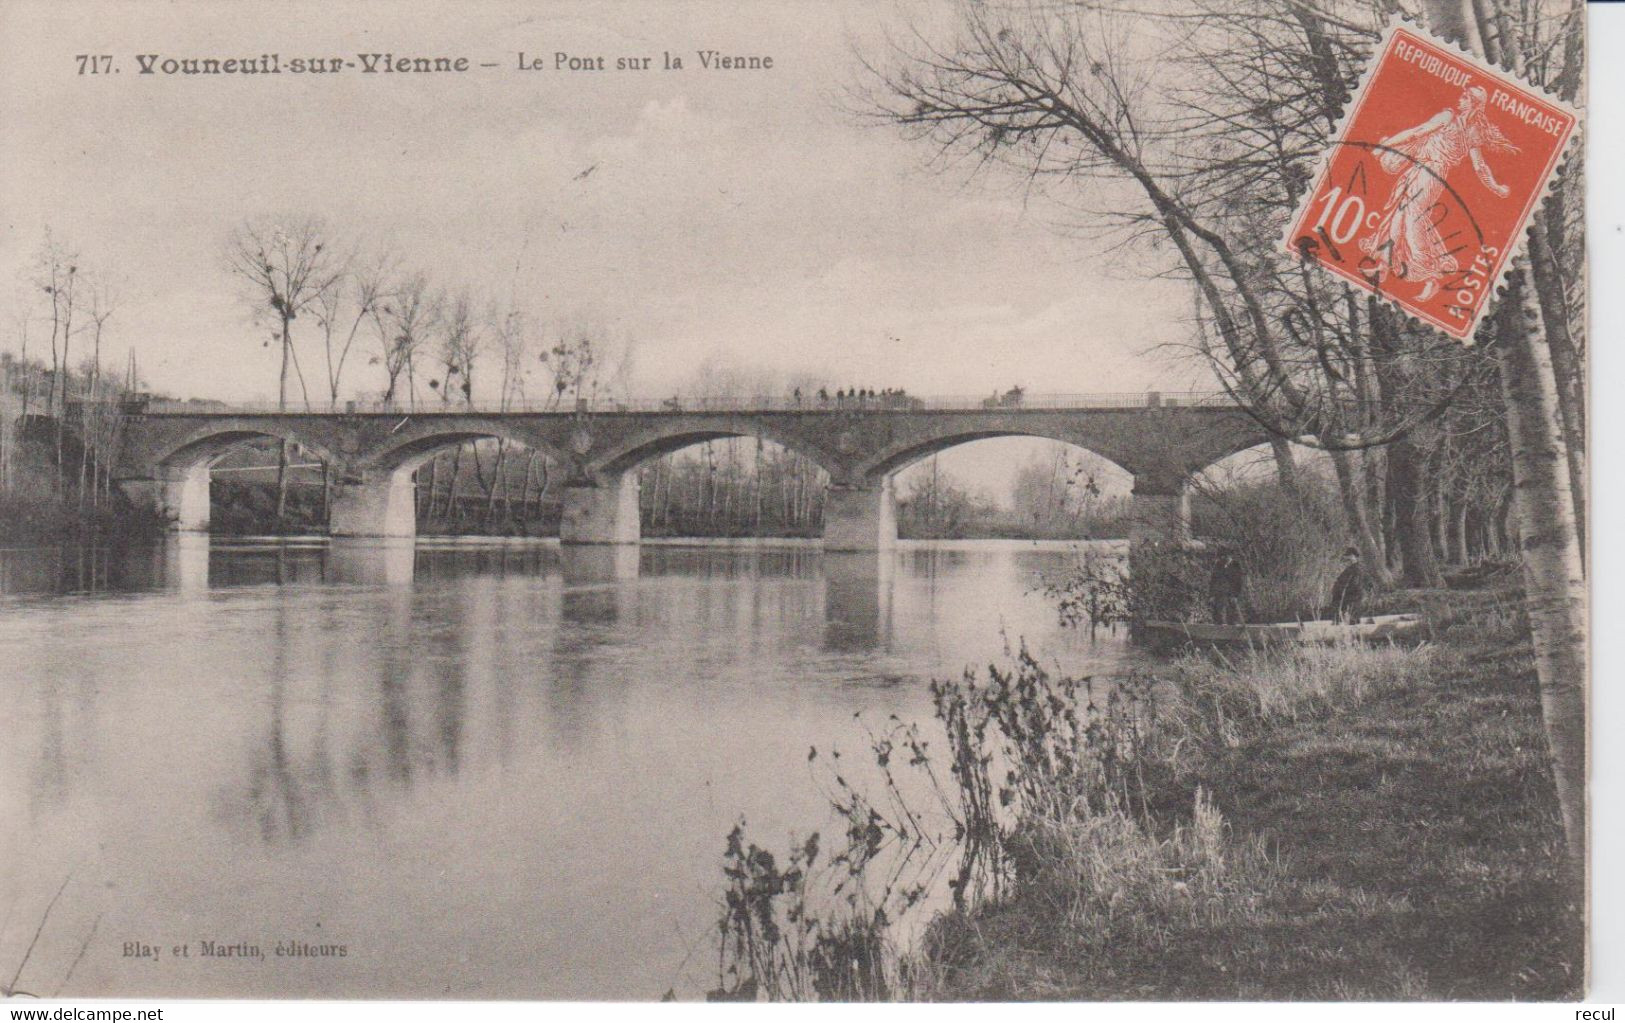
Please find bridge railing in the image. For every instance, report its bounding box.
[118,391,1232,416]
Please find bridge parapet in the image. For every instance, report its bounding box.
[123,390,1231,417]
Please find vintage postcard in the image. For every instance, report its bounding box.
[0,0,1591,1009]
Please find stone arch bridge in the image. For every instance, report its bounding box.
[111,394,1269,549]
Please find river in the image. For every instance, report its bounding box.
[0,536,1149,999]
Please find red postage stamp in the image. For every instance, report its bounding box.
[1284,21,1578,341]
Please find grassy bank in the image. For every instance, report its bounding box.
[924,587,1580,999]
[711,585,1583,1001]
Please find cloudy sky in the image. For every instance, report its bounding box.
[1,0,1211,492]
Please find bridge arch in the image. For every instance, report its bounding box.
[1183,433,1295,483]
[586,417,840,480]
[362,419,571,476]
[834,431,1141,551]
[331,420,573,540]
[846,415,1269,549]
[135,420,344,533]
[556,419,841,547]
[857,428,1136,484]
[151,420,343,475]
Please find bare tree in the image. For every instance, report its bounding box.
[480,303,539,527]
[427,290,484,524]
[226,216,347,522]
[863,0,1584,870]
[434,290,482,407]
[32,232,81,484]
[372,271,439,409]
[540,324,599,407]
[858,0,1494,585]
[536,319,637,410]
[314,250,391,409]
[11,304,34,424]
[494,305,535,410]
[77,273,122,509]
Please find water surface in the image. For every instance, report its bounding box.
[0,536,1145,998]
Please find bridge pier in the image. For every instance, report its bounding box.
[329,472,417,538]
[118,465,211,532]
[559,475,641,545]
[823,480,897,552]
[1129,471,1192,544]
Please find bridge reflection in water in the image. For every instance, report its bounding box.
[89,537,904,657]
[822,552,895,653]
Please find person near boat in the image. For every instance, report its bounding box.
[1329,547,1367,624]
[1208,550,1247,624]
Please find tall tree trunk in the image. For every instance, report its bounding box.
[1329,448,1391,585]
[753,438,764,534]
[425,455,439,522]
[469,441,494,529]
[275,441,290,526]
[1385,436,1444,587]
[55,296,73,486]
[1423,0,1586,878]
[275,315,293,525]
[1432,475,1449,563]
[1496,274,1587,874]
[1381,465,1398,574]
[1528,225,1586,556]
[77,412,89,519]
[445,445,464,526]
[517,452,536,532]
[1451,498,1470,566]
[704,442,716,528]
[1361,448,1386,564]
[1491,488,1512,557]
[1370,299,1441,587]
[1264,433,1299,497]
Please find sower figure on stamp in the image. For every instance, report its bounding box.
[1359,84,1518,302]
[1328,546,1368,624]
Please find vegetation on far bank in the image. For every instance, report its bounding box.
[0,430,165,547]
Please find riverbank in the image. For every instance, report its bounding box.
[0,480,165,546]
[917,586,1582,999]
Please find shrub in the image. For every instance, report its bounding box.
[1191,477,1347,621]
[0,451,166,545]
[708,645,1217,999]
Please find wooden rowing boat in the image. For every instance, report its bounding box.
[1136,613,1425,651]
